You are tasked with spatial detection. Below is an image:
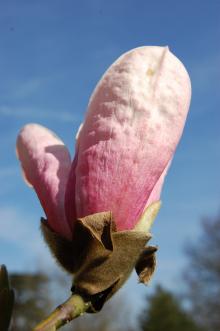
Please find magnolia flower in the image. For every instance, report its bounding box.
[17,46,191,310]
[17,46,191,241]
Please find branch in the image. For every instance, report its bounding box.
[0,265,14,331]
[33,294,91,331]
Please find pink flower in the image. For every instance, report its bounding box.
[16,46,191,240]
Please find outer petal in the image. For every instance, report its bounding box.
[67,46,191,230]
[16,123,72,239]
[146,159,172,207]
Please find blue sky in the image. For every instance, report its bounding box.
[0,0,219,320]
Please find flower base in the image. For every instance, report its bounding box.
[41,210,157,312]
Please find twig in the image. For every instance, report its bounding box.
[33,294,91,331]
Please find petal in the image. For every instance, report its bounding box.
[146,159,172,207]
[64,149,78,230]
[69,46,191,230]
[64,124,82,230]
[134,201,161,233]
[132,161,171,234]
[16,123,72,239]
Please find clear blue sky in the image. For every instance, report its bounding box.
[0,0,219,320]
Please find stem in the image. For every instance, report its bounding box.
[33,294,91,331]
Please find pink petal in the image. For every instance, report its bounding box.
[64,124,83,230]
[146,160,172,207]
[16,123,72,239]
[64,149,78,231]
[67,46,191,230]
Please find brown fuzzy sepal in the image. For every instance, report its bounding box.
[41,212,157,312]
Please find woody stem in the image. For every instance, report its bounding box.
[33,294,91,331]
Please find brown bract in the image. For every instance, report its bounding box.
[41,212,157,312]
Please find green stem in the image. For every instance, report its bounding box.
[33,294,91,331]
